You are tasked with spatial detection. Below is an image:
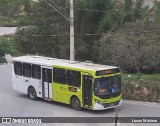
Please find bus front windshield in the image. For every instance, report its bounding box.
[94,75,121,95]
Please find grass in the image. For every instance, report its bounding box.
[122,73,160,84]
[0,35,21,56]
[0,17,18,27]
[0,16,33,27]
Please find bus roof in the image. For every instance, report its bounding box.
[12,55,119,71]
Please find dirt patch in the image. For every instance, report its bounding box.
[122,80,160,103]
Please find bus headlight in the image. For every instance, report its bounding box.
[95,99,103,105]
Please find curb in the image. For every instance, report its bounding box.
[123,100,160,108]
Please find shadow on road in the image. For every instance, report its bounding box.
[16,93,121,115]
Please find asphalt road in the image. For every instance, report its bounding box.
[0,27,17,36]
[0,55,159,126]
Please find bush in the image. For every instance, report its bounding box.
[122,74,160,102]
[99,21,160,74]
[0,17,18,27]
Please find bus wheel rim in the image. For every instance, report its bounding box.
[30,91,34,98]
[74,100,79,107]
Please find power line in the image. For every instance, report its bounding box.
[3,33,103,37]
[65,6,156,14]
[74,7,109,13]
[51,0,63,12]
[5,6,158,18]
[44,0,70,22]
[1,29,160,39]
[1,30,160,44]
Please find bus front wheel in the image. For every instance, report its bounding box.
[28,87,37,100]
[71,97,81,111]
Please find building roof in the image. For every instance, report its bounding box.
[12,55,119,71]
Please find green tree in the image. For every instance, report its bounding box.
[150,0,160,21]
[0,0,23,17]
[91,0,148,62]
[14,0,150,62]
[15,0,70,59]
[100,20,160,77]
[0,43,7,63]
[75,0,118,61]
[0,37,12,63]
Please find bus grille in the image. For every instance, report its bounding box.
[103,101,120,108]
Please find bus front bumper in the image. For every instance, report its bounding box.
[93,99,122,110]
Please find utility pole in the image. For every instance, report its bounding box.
[114,107,119,126]
[70,0,75,61]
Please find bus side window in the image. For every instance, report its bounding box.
[67,70,81,87]
[43,69,52,83]
[53,68,66,84]
[32,65,41,79]
[23,63,31,78]
[14,62,22,76]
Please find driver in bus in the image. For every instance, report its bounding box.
[95,80,109,94]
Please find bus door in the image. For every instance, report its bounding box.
[82,74,92,108]
[42,68,52,99]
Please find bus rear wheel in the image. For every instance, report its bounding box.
[28,87,37,100]
[71,97,81,111]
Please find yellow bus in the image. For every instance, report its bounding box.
[12,55,122,110]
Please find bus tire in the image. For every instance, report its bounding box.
[71,97,81,111]
[28,87,37,100]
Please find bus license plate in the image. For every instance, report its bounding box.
[109,103,114,107]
